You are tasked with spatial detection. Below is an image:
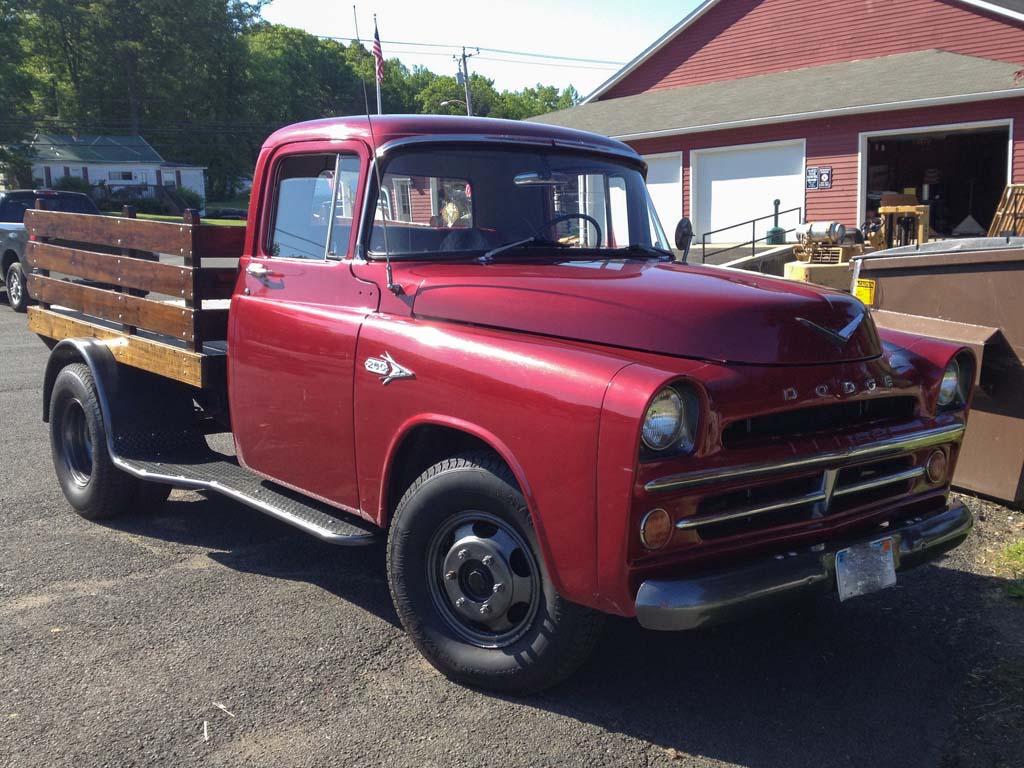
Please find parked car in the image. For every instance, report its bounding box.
[23,116,976,694]
[1,189,102,312]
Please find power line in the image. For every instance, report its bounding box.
[322,35,625,65]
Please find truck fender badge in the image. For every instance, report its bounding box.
[364,352,414,385]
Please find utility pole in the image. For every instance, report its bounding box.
[454,47,479,116]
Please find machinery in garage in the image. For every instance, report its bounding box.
[864,125,1008,237]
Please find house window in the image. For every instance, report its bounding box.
[393,177,413,222]
[109,171,134,181]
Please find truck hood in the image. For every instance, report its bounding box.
[405,260,881,365]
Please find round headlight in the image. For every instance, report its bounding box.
[642,388,683,451]
[938,360,961,407]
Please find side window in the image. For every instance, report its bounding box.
[268,153,360,260]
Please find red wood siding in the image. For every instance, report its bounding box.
[410,176,434,223]
[603,0,1024,99]
[630,96,1024,225]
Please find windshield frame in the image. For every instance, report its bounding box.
[355,140,659,262]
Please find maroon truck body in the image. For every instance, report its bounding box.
[30,116,976,692]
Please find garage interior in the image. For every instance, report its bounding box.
[865,125,1009,235]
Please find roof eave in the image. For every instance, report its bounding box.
[607,87,1024,141]
[958,0,1024,24]
[582,0,720,104]
[583,0,1024,106]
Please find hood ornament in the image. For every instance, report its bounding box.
[365,352,415,385]
[796,311,865,350]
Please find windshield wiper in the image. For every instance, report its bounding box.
[616,244,676,261]
[479,236,568,263]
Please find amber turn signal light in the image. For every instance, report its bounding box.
[926,449,948,485]
[640,508,672,550]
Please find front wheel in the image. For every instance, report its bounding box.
[5,261,29,313]
[387,453,603,694]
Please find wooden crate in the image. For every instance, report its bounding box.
[24,208,243,388]
[988,184,1024,236]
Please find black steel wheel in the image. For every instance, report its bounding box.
[49,363,140,520]
[387,452,603,695]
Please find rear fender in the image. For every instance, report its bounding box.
[42,339,198,458]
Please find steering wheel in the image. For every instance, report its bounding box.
[540,213,603,245]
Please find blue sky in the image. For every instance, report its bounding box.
[261,0,704,95]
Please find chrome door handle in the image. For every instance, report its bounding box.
[245,263,275,279]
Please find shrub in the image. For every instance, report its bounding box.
[177,186,204,210]
[52,176,93,194]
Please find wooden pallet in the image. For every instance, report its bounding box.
[988,184,1024,236]
[24,208,242,388]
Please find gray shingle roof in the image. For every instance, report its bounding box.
[530,50,1024,139]
[30,134,164,164]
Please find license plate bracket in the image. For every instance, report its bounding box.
[835,537,897,602]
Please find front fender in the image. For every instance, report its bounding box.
[355,314,634,610]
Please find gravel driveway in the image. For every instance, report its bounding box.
[1,296,1021,768]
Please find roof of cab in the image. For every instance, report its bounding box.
[262,114,639,160]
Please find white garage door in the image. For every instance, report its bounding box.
[643,153,682,235]
[693,140,805,244]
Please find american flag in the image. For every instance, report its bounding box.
[372,22,384,85]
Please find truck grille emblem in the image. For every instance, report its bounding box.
[364,352,414,385]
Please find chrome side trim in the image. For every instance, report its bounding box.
[832,466,925,498]
[647,424,964,494]
[675,489,828,531]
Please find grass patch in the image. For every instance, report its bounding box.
[1004,539,1024,599]
[105,212,246,227]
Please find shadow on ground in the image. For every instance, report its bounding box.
[104,491,1018,768]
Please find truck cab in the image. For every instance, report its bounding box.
[27,116,975,694]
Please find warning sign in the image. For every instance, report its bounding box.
[854,278,876,306]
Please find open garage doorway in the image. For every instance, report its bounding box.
[862,122,1010,236]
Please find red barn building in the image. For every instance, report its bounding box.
[532,0,1024,245]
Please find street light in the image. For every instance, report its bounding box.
[440,99,471,116]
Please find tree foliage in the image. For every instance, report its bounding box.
[2,2,580,196]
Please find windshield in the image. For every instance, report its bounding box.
[367,146,670,258]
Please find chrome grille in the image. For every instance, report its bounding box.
[679,455,924,536]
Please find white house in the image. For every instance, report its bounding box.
[28,133,206,200]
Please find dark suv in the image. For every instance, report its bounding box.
[1,190,101,312]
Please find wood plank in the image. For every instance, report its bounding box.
[28,274,196,341]
[26,241,196,298]
[26,307,220,389]
[194,225,246,259]
[24,209,193,257]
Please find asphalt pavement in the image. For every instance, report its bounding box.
[1,294,1021,768]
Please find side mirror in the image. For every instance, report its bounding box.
[674,217,694,263]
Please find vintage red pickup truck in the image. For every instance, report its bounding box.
[24,115,974,694]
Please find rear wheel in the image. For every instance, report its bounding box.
[5,261,29,313]
[49,363,141,520]
[387,452,603,694]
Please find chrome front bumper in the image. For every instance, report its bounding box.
[634,501,972,631]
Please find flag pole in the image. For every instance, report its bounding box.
[374,14,383,115]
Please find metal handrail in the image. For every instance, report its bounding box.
[701,206,802,263]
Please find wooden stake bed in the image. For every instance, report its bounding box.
[23,208,242,390]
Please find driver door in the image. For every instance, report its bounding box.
[229,141,377,510]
